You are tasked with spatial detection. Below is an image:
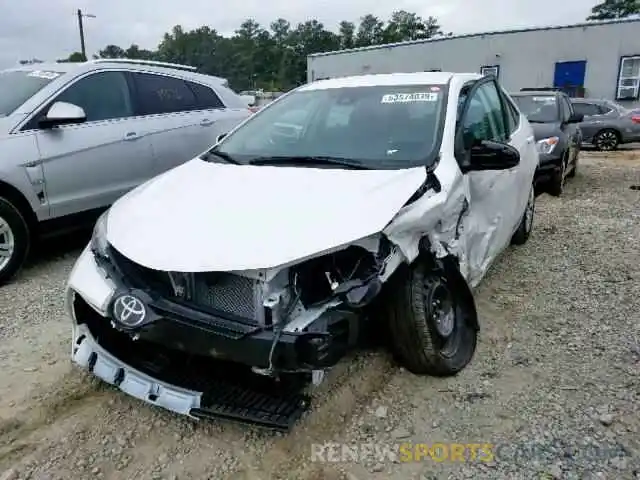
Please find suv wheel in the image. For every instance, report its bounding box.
[593,129,619,151]
[0,197,30,285]
[385,261,477,376]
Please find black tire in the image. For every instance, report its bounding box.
[0,197,30,286]
[511,184,535,245]
[385,261,477,376]
[547,154,567,197]
[593,129,620,151]
[567,150,578,178]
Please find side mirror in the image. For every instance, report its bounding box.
[39,102,86,129]
[461,140,521,173]
[216,133,228,143]
[567,113,584,123]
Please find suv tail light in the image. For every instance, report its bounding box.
[248,107,259,114]
[631,114,640,124]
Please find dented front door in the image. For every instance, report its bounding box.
[457,79,524,286]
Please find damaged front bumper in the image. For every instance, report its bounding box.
[65,247,331,429]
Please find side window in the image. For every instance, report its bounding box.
[187,81,225,109]
[560,97,572,122]
[572,102,599,117]
[598,104,613,115]
[132,72,197,115]
[461,82,509,143]
[500,91,520,134]
[51,71,133,123]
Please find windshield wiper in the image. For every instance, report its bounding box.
[248,155,369,169]
[200,149,241,165]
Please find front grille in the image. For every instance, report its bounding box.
[107,245,262,323]
[195,272,258,320]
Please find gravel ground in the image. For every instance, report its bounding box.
[0,150,639,480]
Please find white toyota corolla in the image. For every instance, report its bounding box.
[65,72,538,429]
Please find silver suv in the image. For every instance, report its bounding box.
[0,59,252,284]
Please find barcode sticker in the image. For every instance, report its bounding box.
[381,92,438,103]
[27,70,61,80]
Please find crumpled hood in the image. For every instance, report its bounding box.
[106,158,428,272]
[530,122,562,141]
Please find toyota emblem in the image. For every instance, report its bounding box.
[112,294,147,327]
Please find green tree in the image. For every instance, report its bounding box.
[98,45,126,58]
[88,11,445,90]
[271,19,294,90]
[338,21,356,49]
[57,52,85,62]
[587,0,640,19]
[288,20,340,85]
[355,14,384,46]
[382,10,442,43]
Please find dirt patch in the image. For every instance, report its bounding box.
[0,150,638,479]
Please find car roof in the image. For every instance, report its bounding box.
[1,60,228,85]
[299,72,482,91]
[3,62,77,74]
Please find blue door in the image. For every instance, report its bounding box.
[553,61,586,97]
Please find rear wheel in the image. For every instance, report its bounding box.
[593,129,619,151]
[385,261,477,376]
[0,197,30,285]
[511,184,535,245]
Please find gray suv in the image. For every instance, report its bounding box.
[0,59,252,284]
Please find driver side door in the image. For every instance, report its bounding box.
[23,70,155,218]
[456,79,528,286]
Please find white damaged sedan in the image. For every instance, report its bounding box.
[65,72,538,429]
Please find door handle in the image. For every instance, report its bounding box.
[124,132,139,141]
[200,119,214,127]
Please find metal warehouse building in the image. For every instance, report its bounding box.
[307,18,640,107]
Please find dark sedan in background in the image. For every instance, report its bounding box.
[511,90,583,197]
[570,98,640,151]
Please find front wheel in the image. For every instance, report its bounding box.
[0,197,30,286]
[547,155,567,197]
[385,261,477,376]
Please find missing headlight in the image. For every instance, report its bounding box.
[291,246,379,308]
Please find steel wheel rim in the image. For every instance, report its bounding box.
[425,279,461,358]
[596,131,617,150]
[525,187,535,233]
[0,216,15,271]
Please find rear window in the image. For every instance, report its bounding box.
[0,69,62,116]
[511,95,560,123]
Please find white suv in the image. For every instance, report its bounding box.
[0,59,252,284]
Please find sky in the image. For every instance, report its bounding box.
[1,0,601,68]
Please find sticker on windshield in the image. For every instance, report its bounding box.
[532,96,555,103]
[381,92,438,103]
[27,70,61,80]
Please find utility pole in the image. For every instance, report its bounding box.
[76,9,96,61]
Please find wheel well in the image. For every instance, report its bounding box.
[0,180,38,232]
[417,238,479,331]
